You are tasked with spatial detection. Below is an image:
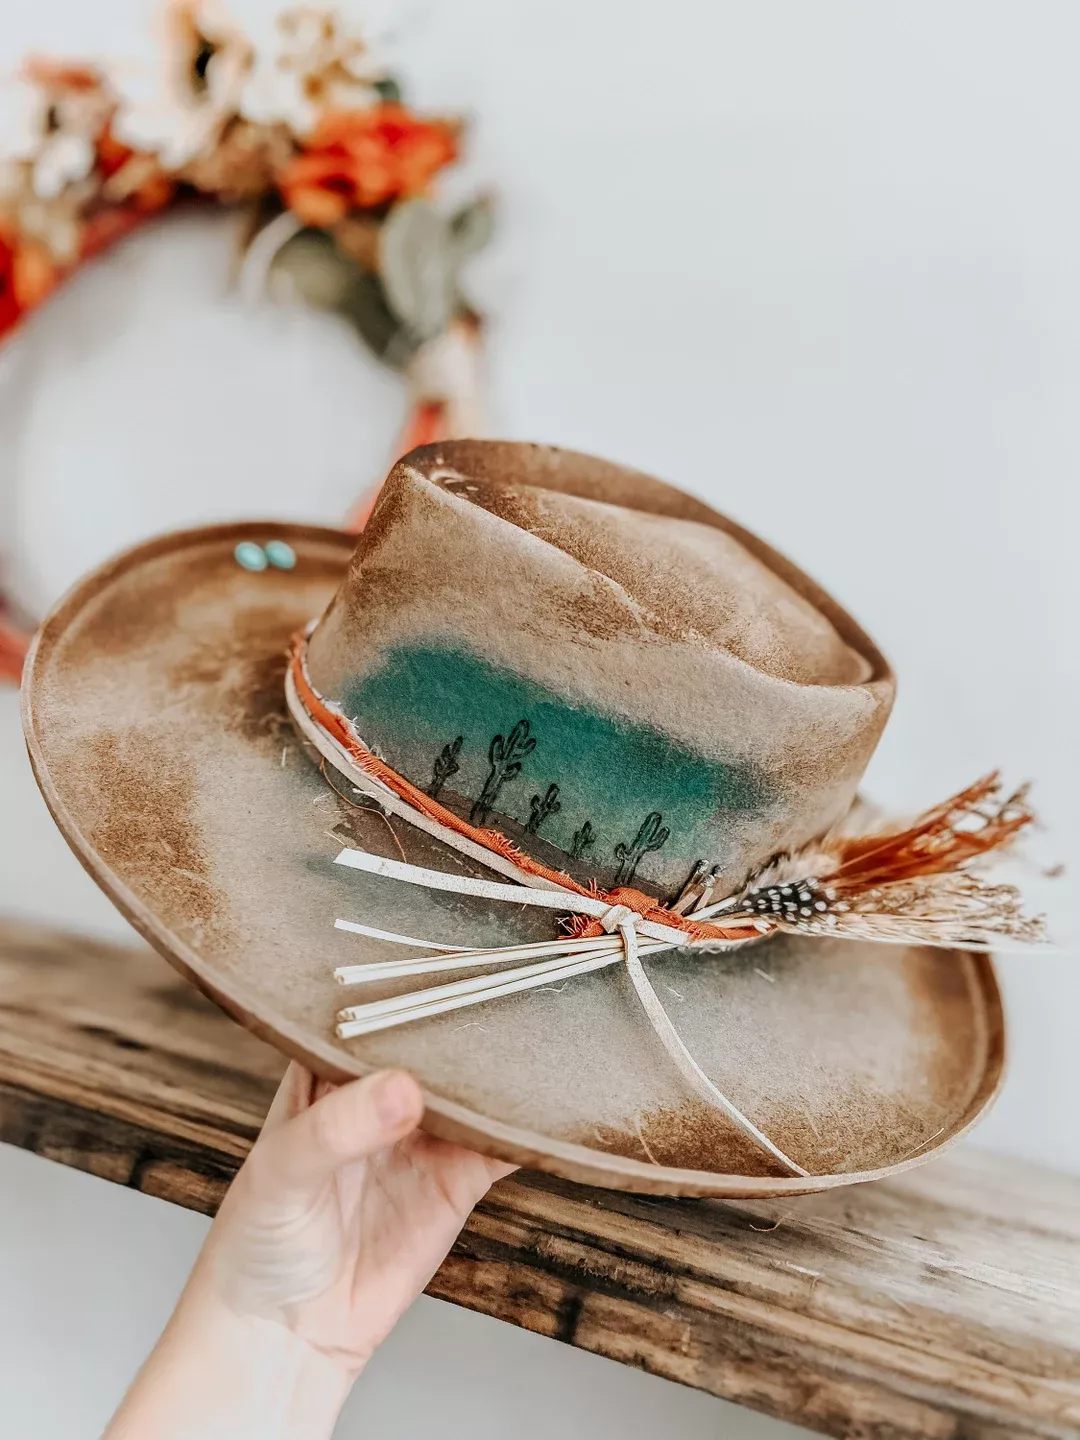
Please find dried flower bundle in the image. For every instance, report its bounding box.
[0,2,493,679]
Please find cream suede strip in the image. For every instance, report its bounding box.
[329,846,806,1176]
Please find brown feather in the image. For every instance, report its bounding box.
[825,772,1034,892]
[718,773,1045,950]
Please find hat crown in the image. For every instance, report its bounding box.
[304,441,894,899]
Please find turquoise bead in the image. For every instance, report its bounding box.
[265,540,297,570]
[234,541,268,572]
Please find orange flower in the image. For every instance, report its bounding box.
[11,241,59,309]
[96,123,135,180]
[131,170,177,213]
[280,103,457,226]
[97,125,177,214]
[0,229,60,335]
[0,232,21,336]
[22,58,102,92]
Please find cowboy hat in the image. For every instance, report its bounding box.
[23,440,1028,1196]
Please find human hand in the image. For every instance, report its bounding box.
[206,1062,514,1367]
[107,1064,513,1440]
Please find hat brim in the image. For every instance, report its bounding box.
[22,521,1004,1197]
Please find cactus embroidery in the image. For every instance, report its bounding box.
[525,783,561,835]
[569,820,596,861]
[469,719,536,826]
[613,812,670,885]
[427,736,463,800]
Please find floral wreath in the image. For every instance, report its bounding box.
[0,1,492,681]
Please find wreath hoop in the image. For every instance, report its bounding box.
[0,1,491,680]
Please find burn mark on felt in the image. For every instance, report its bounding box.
[81,729,232,946]
[76,550,228,661]
[167,604,297,750]
[585,1101,797,1179]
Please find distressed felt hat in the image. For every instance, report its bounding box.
[23,440,1036,1196]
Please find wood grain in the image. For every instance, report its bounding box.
[2,916,1079,1439]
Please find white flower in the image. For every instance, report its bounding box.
[0,161,93,262]
[237,6,384,137]
[105,3,386,170]
[0,71,103,201]
[33,132,95,200]
[109,0,252,170]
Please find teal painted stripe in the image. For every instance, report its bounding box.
[338,646,772,874]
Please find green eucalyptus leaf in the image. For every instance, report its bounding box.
[268,228,415,369]
[373,75,403,103]
[378,197,456,343]
[268,228,357,312]
[449,195,495,259]
[339,269,419,369]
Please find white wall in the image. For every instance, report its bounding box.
[2,2,1079,1436]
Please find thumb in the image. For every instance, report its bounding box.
[250,1069,425,1199]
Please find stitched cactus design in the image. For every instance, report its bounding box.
[613,812,670,884]
[570,820,596,861]
[525,783,561,835]
[427,736,463,800]
[469,719,536,826]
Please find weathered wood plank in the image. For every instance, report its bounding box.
[2,916,1079,1439]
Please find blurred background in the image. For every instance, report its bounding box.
[1,2,1078,1436]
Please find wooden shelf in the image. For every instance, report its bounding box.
[2,916,1079,1439]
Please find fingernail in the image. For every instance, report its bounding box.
[371,1071,419,1131]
